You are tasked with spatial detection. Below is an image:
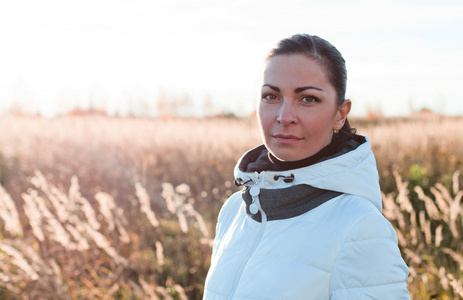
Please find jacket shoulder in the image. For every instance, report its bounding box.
[302,194,383,231]
[212,191,244,245]
[334,195,397,241]
[217,191,243,223]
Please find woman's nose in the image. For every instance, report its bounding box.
[277,101,297,125]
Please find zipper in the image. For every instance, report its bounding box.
[227,173,268,299]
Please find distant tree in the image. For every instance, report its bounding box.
[156,89,194,118]
[66,107,107,117]
[203,94,215,117]
[365,107,384,121]
[157,89,173,118]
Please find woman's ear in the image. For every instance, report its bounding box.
[334,99,351,130]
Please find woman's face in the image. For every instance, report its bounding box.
[257,54,350,161]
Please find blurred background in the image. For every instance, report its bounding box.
[1,0,462,118]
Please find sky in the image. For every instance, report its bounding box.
[0,0,462,117]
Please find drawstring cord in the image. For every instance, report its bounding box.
[235,173,295,186]
[273,174,295,183]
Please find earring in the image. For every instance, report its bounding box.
[333,128,339,134]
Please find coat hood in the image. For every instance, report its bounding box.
[234,136,382,212]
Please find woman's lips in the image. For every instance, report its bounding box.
[273,134,304,144]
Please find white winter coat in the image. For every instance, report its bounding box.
[204,137,410,299]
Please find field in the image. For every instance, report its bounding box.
[0,115,462,299]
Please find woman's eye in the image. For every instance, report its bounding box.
[301,96,319,103]
[262,94,278,101]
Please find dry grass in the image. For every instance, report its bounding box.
[0,115,462,299]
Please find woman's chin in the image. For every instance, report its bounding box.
[270,149,307,162]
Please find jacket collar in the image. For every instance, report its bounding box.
[242,184,342,222]
[234,135,382,213]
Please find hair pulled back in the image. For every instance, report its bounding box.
[267,34,355,135]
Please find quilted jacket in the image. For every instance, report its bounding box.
[204,137,410,299]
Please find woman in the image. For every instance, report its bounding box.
[204,34,410,299]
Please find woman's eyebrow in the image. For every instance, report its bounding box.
[262,84,280,92]
[294,86,324,93]
[262,84,324,93]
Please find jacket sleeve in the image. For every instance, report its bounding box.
[329,213,410,299]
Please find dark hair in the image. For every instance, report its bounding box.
[267,34,355,135]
